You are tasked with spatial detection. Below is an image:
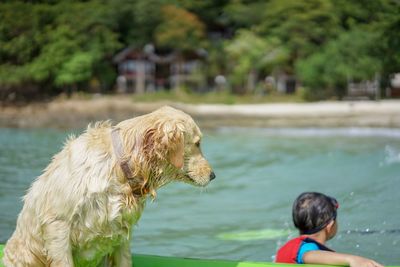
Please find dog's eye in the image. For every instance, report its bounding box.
[195,141,200,147]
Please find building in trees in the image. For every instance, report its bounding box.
[113,44,207,93]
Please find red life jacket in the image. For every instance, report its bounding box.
[275,236,334,263]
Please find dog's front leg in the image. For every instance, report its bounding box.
[110,241,132,267]
[43,220,74,266]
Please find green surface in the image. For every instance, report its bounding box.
[0,245,3,266]
[0,244,397,267]
[133,254,283,267]
[133,254,374,267]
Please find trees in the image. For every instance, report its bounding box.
[0,0,399,100]
[379,2,400,88]
[0,1,121,97]
[296,29,381,100]
[154,5,206,51]
[295,0,398,100]
[256,0,339,74]
[225,30,288,93]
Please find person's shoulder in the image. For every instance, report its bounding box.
[303,237,334,252]
[301,242,320,251]
[280,236,305,249]
[276,237,305,263]
[297,241,321,263]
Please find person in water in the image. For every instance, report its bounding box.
[275,192,384,267]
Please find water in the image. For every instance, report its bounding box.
[0,127,399,264]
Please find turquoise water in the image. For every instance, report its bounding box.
[0,127,399,264]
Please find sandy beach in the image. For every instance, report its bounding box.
[1,96,400,129]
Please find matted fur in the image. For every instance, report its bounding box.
[3,106,214,267]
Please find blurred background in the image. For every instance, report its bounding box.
[0,0,400,103]
[1,1,400,265]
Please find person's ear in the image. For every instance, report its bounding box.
[326,220,335,231]
[325,220,337,239]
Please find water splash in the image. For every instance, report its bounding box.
[343,229,400,235]
[381,145,400,166]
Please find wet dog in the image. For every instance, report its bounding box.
[3,106,215,267]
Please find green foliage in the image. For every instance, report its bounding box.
[0,1,120,93]
[55,52,94,86]
[223,1,267,29]
[154,5,206,51]
[257,0,340,71]
[0,0,399,101]
[178,0,231,31]
[125,0,165,46]
[379,2,400,83]
[225,30,288,91]
[296,29,382,100]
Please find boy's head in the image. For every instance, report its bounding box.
[292,192,339,236]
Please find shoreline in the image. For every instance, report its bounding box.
[1,97,400,129]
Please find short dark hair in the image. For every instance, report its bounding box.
[292,192,338,235]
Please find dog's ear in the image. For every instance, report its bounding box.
[164,122,185,168]
[143,120,185,168]
[168,131,184,168]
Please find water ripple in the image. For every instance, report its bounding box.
[217,127,400,138]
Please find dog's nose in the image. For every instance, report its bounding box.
[209,171,216,181]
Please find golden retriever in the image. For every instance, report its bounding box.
[3,106,215,267]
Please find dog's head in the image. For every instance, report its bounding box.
[118,106,215,190]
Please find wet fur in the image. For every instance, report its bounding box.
[3,106,214,267]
